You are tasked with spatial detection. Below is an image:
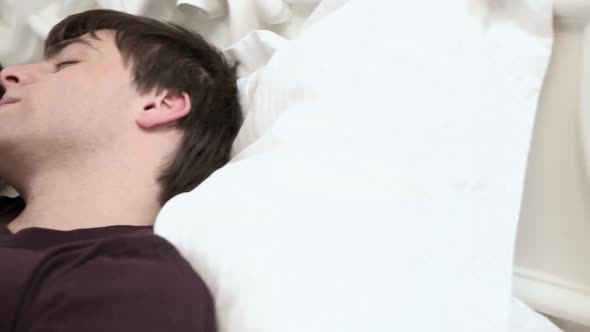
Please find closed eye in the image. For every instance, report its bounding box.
[53,60,79,72]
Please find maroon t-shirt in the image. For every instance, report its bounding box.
[0,196,216,332]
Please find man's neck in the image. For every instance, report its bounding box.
[5,171,161,234]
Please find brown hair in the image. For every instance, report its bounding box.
[45,9,242,205]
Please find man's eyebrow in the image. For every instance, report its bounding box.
[44,37,99,60]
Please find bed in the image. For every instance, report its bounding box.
[0,0,587,331]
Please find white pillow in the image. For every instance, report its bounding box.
[155,0,554,331]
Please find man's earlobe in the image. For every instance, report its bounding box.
[136,91,191,129]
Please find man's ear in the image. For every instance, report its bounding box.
[136,90,191,129]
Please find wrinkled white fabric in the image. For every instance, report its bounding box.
[0,0,314,65]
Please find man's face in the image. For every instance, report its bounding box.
[0,30,140,164]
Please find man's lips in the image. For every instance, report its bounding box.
[0,96,20,107]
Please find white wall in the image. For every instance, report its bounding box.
[513,0,590,327]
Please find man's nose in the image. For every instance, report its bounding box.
[0,64,36,88]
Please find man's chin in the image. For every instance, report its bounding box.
[0,102,20,111]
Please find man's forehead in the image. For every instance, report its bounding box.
[45,31,112,60]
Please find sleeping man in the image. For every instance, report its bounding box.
[0,9,242,332]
